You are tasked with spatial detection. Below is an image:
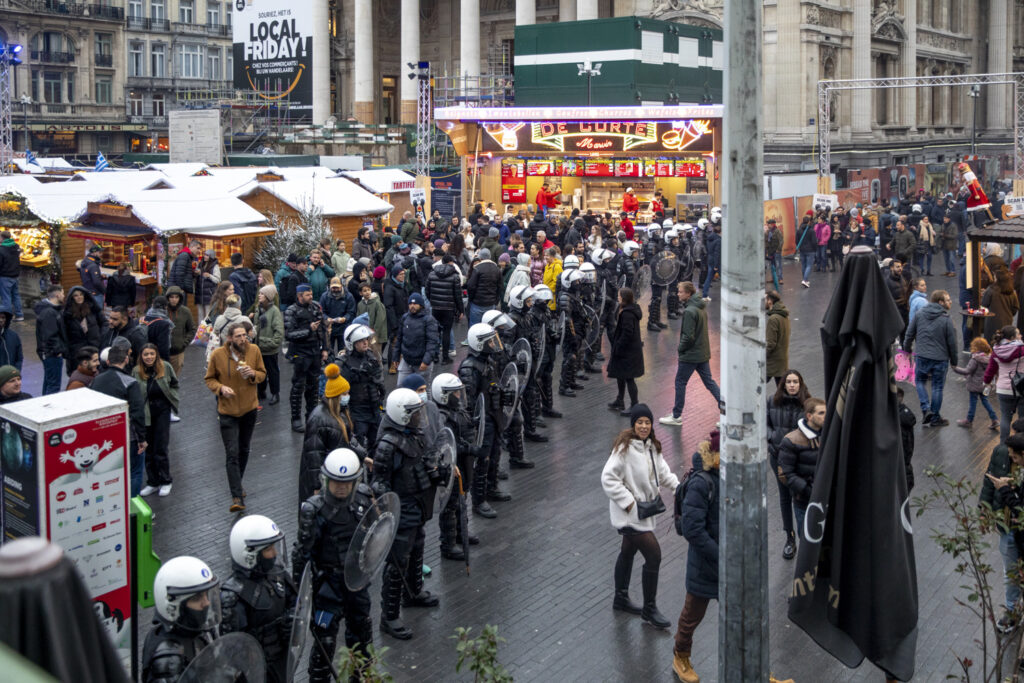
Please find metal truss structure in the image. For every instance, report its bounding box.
[415,62,432,178]
[817,72,1024,188]
[0,58,13,176]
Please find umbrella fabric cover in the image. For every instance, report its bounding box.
[788,247,918,681]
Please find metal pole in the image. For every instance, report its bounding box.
[971,89,978,156]
[719,0,768,680]
[587,71,592,107]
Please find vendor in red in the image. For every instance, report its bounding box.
[620,212,635,241]
[535,182,562,217]
[651,190,665,217]
[622,187,640,217]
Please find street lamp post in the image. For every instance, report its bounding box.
[576,61,602,106]
[19,95,30,151]
[969,84,981,156]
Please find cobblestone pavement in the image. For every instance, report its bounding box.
[11,261,998,681]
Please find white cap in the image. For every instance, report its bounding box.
[626,187,633,193]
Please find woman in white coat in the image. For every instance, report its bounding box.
[601,403,679,629]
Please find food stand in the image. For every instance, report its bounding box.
[434,105,723,221]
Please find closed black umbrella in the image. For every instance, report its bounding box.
[788,246,918,680]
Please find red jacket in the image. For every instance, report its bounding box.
[651,198,664,215]
[621,219,635,240]
[536,188,560,209]
[622,193,640,213]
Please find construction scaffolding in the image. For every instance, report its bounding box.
[0,50,14,175]
[175,86,297,154]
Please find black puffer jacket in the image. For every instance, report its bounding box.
[777,419,821,504]
[466,260,501,307]
[340,350,385,413]
[381,277,409,339]
[62,286,105,360]
[425,262,463,314]
[766,394,804,458]
[298,404,362,501]
[167,249,195,293]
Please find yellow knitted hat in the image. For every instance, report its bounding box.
[323,363,350,398]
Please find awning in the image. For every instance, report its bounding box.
[66,225,154,243]
[185,226,276,239]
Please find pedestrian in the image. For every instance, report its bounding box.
[984,325,1024,442]
[356,281,387,358]
[34,284,66,395]
[954,337,1000,430]
[0,309,21,370]
[331,238,351,276]
[904,289,958,427]
[134,343,179,498]
[210,294,253,365]
[0,231,24,319]
[765,290,790,385]
[908,278,928,325]
[382,264,410,373]
[253,284,284,406]
[939,213,958,277]
[601,403,679,628]
[204,281,234,330]
[606,287,644,415]
[504,253,532,306]
[196,249,222,322]
[778,397,825,533]
[167,239,199,305]
[298,363,359,502]
[91,339,147,495]
[884,257,911,337]
[78,244,106,310]
[827,215,846,272]
[795,212,816,287]
[165,286,196,380]
[142,295,174,361]
[100,306,148,366]
[813,215,830,272]
[425,253,463,365]
[764,219,783,290]
[915,216,936,275]
[305,250,336,301]
[351,226,375,262]
[347,261,369,301]
[982,268,1018,342]
[227,252,258,314]
[659,282,722,427]
[319,276,355,355]
[888,219,917,264]
[392,293,439,387]
[284,284,328,432]
[62,286,104,375]
[105,262,137,312]
[278,253,308,311]
[66,345,99,390]
[767,370,811,560]
[466,248,501,326]
[542,247,563,310]
[204,320,267,512]
[0,365,30,404]
[700,225,721,301]
[985,434,1024,634]
[671,427,722,683]
[980,421,1024,633]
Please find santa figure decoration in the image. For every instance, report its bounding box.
[959,161,999,225]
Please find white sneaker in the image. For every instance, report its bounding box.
[140,485,158,497]
[702,296,712,302]
[158,484,172,497]
[169,413,181,423]
[801,280,810,288]
[659,414,683,426]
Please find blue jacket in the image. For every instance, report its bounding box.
[682,450,720,600]
[705,230,722,267]
[319,289,356,338]
[0,316,22,370]
[392,308,439,366]
[908,289,927,324]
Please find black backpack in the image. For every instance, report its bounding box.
[674,467,716,536]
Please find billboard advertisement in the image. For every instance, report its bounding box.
[232,0,314,121]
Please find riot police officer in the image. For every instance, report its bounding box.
[482,309,536,469]
[592,248,619,349]
[339,324,385,448]
[285,284,329,432]
[558,269,586,397]
[618,240,641,289]
[293,448,374,682]
[506,285,547,443]
[665,227,692,320]
[529,285,562,419]
[372,388,443,640]
[431,372,479,560]
[578,261,600,373]
[142,556,221,683]
[644,223,668,331]
[221,515,295,682]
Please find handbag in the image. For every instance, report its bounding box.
[1011,357,1024,398]
[192,320,214,347]
[635,452,667,520]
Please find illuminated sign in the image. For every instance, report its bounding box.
[480,120,714,154]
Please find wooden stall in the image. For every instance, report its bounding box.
[341,169,417,228]
[0,191,68,302]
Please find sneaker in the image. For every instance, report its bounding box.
[998,611,1018,634]
[169,413,181,423]
[659,414,683,426]
[957,418,972,428]
[158,484,172,497]
[140,485,158,497]
[702,296,712,302]
[931,416,950,427]
[801,280,810,288]
[991,419,1001,431]
[13,316,23,322]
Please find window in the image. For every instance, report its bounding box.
[32,31,67,53]
[207,2,220,26]
[129,42,145,77]
[178,44,202,78]
[226,5,231,26]
[128,0,143,18]
[151,43,166,77]
[207,47,220,80]
[226,52,232,80]
[152,93,165,117]
[67,72,74,102]
[130,91,144,116]
[95,33,112,57]
[95,76,112,103]
[30,69,38,102]
[151,0,164,20]
[179,0,193,23]
[43,71,62,103]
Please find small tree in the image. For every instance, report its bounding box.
[453,625,513,682]
[253,199,333,272]
[914,466,1024,682]
[333,643,393,683]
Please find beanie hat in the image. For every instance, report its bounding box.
[399,373,427,391]
[0,365,20,388]
[408,292,425,307]
[323,363,350,398]
[489,227,500,238]
[478,248,492,260]
[498,253,511,264]
[259,284,277,301]
[434,239,445,250]
[391,263,405,279]
[517,253,530,266]
[296,284,312,294]
[708,428,721,453]
[629,403,654,429]
[286,252,300,263]
[373,266,386,279]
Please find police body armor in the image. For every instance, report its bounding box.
[142,622,216,683]
[459,352,502,419]
[220,568,293,664]
[294,484,374,583]
[340,351,385,410]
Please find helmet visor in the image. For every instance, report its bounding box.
[171,584,222,631]
[248,535,288,574]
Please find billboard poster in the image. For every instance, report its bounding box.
[233,0,314,121]
[44,412,131,659]
[1,419,39,540]
[431,172,462,220]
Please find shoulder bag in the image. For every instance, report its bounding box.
[635,450,667,519]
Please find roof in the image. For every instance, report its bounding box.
[243,177,394,217]
[11,157,74,174]
[142,162,211,177]
[341,169,417,194]
[967,219,1024,244]
[1,181,108,223]
[78,189,267,234]
[70,170,172,192]
[146,174,259,198]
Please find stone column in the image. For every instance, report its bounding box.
[577,0,597,21]
[516,0,535,25]
[773,0,802,140]
[851,0,871,136]
[400,0,419,125]
[987,0,1009,131]
[353,0,374,124]
[460,0,480,92]
[560,0,576,21]
[902,0,916,129]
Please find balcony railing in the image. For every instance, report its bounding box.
[172,21,206,35]
[15,0,126,19]
[95,53,113,67]
[29,102,125,118]
[86,3,122,19]
[126,15,147,28]
[30,50,75,63]
[206,23,229,37]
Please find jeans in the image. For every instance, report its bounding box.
[999,393,1023,443]
[917,250,933,274]
[396,358,432,387]
[766,257,780,291]
[129,440,144,498]
[42,355,63,394]
[815,244,827,271]
[799,252,814,281]
[432,309,455,360]
[672,360,721,419]
[1000,531,1022,611]
[701,261,718,297]
[219,409,257,499]
[957,230,966,258]
[914,357,948,418]
[943,249,956,273]
[967,391,998,422]
[769,451,795,535]
[0,276,22,317]
[468,302,486,327]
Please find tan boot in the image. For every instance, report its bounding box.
[769,677,794,683]
[672,651,699,683]
[388,361,398,375]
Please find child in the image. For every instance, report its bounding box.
[955,337,999,430]
[896,387,916,492]
[356,282,387,358]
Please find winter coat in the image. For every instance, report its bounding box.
[766,394,803,459]
[381,277,409,339]
[299,404,356,502]
[331,250,351,277]
[212,307,252,342]
[778,418,821,504]
[91,366,146,443]
[196,259,221,306]
[503,265,532,304]
[904,302,958,365]
[305,264,336,301]
[425,263,463,314]
[167,249,196,293]
[34,299,67,359]
[765,228,783,258]
[319,289,356,339]
[99,319,148,365]
[984,340,1024,396]
[678,296,711,363]
[981,444,1013,526]
[883,269,910,310]
[681,445,720,599]
[705,231,722,267]
[606,303,644,380]
[915,222,936,254]
[279,266,308,309]
[939,220,958,250]
[0,238,21,278]
[228,267,258,314]
[890,229,917,262]
[466,259,501,307]
[542,260,562,310]
[348,262,369,300]
[981,285,1018,341]
[795,222,817,254]
[601,437,680,533]
[953,352,991,394]
[166,287,197,355]
[203,343,266,417]
[0,317,22,370]
[392,308,439,366]
[814,222,831,246]
[253,303,284,356]
[351,237,375,262]
[765,301,790,378]
[77,253,106,295]
[283,301,327,357]
[105,273,137,309]
[132,362,180,425]
[141,307,174,360]
[908,289,927,324]
[62,286,105,358]
[357,293,388,343]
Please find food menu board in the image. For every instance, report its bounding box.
[561,159,580,177]
[615,161,643,177]
[655,160,675,177]
[526,160,560,176]
[501,159,527,203]
[675,160,707,178]
[584,159,615,177]
[1,419,39,540]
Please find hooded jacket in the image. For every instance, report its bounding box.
[165,286,197,355]
[765,301,790,378]
[908,289,928,324]
[778,418,821,504]
[607,303,644,379]
[228,267,258,313]
[357,292,388,343]
[0,237,21,278]
[142,305,174,360]
[0,311,22,369]
[348,261,369,300]
[167,248,195,293]
[678,295,711,363]
[253,302,284,355]
[984,339,1024,395]
[34,297,67,359]
[319,288,356,338]
[381,276,409,338]
[305,263,336,301]
[104,271,137,309]
[62,286,105,356]
[503,262,532,304]
[953,351,992,394]
[903,301,957,365]
[681,444,720,599]
[766,393,804,459]
[78,252,106,295]
[392,307,439,367]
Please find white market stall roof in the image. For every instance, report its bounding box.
[242,177,394,217]
[142,162,210,177]
[69,170,173,192]
[11,157,74,174]
[146,174,259,198]
[77,189,268,235]
[2,181,109,223]
[340,169,417,194]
